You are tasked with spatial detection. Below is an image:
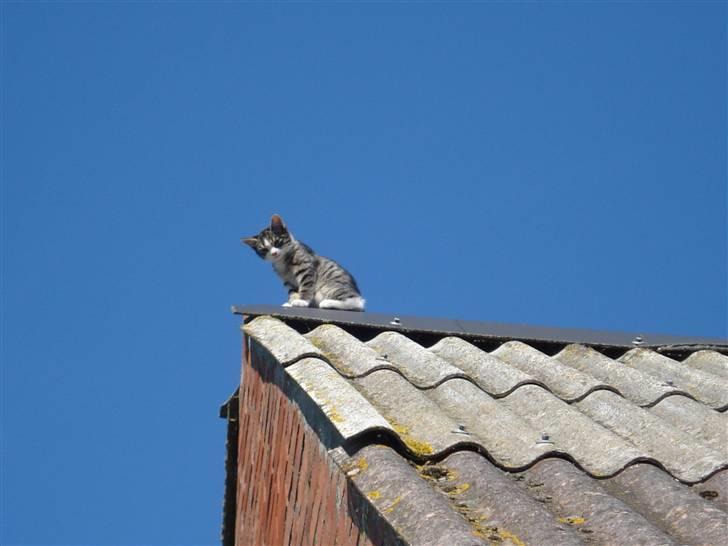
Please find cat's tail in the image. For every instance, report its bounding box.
[318,297,366,312]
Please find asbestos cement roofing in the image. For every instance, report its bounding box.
[242,313,728,545]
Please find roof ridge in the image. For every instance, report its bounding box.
[233,304,728,354]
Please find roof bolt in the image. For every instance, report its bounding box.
[665,379,674,387]
[632,336,644,346]
[382,353,388,360]
[390,317,401,326]
[451,424,471,435]
[537,432,554,445]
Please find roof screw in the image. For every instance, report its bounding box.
[451,424,471,435]
[665,379,674,387]
[382,353,388,360]
[390,317,401,326]
[632,335,644,346]
[537,432,553,445]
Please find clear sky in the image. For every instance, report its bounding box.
[2,2,725,544]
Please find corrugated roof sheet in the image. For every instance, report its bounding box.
[241,313,728,545]
[334,445,728,546]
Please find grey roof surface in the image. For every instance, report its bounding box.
[242,313,728,545]
[234,304,728,351]
[333,446,728,546]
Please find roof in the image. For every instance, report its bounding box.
[235,306,728,545]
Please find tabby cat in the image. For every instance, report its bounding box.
[242,214,365,311]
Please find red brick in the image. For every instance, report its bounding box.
[233,338,376,546]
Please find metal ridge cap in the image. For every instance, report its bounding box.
[230,304,728,351]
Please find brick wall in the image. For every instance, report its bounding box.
[234,336,395,546]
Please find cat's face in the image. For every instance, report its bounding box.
[242,214,292,262]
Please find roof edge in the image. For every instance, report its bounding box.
[231,304,728,353]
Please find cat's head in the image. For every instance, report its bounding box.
[241,214,293,262]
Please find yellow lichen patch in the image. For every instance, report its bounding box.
[471,526,525,546]
[325,405,344,424]
[341,457,369,477]
[392,423,410,436]
[450,493,526,545]
[403,437,434,455]
[383,496,403,514]
[496,529,526,546]
[367,490,381,500]
[559,516,586,525]
[446,482,471,496]
[308,393,344,425]
[389,420,434,455]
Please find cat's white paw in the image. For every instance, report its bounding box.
[290,299,311,307]
[282,302,292,307]
[319,297,366,311]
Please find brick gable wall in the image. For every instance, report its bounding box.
[234,337,394,546]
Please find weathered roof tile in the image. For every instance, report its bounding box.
[498,385,647,476]
[286,358,394,439]
[348,445,490,546]
[304,324,384,376]
[435,451,583,546]
[683,350,728,379]
[429,337,544,396]
[341,445,728,546]
[692,470,728,512]
[619,348,728,409]
[492,341,606,401]
[521,459,679,546]
[555,343,680,406]
[574,390,726,482]
[351,370,460,456]
[243,315,322,366]
[600,463,728,545]
[647,395,728,456]
[365,331,468,387]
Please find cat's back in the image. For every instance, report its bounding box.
[286,238,361,300]
[316,254,360,291]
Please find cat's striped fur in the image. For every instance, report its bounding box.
[242,214,365,311]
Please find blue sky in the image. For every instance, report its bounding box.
[2,2,725,544]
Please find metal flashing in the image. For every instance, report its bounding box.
[231,304,728,354]
[219,389,240,546]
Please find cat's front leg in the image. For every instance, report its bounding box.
[289,291,312,307]
[290,277,314,308]
[283,288,300,308]
[286,289,310,308]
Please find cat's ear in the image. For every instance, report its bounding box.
[270,214,287,235]
[241,237,258,248]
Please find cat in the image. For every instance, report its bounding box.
[242,214,366,311]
